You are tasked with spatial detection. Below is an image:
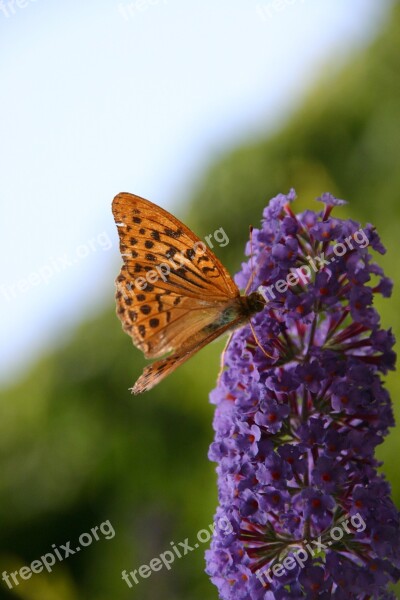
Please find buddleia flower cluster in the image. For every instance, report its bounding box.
[206,191,400,599]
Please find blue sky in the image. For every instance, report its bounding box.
[0,0,392,384]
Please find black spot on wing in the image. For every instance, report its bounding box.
[164,227,183,239]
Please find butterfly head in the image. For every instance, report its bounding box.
[242,290,266,318]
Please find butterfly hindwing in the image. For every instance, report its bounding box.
[131,316,245,394]
[116,273,236,359]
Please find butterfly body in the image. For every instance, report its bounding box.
[112,193,265,394]
[202,293,264,334]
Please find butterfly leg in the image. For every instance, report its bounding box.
[217,332,234,383]
[249,319,273,359]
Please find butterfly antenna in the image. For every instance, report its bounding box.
[244,226,274,359]
[244,225,256,295]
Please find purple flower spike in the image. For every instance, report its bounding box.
[206,191,400,599]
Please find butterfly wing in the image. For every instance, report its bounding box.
[116,273,233,358]
[112,193,241,386]
[131,315,245,394]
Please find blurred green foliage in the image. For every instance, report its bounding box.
[1,5,400,599]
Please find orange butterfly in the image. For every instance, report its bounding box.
[112,192,266,394]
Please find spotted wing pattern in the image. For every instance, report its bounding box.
[112,192,242,393]
[131,317,245,394]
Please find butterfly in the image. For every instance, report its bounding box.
[112,192,266,394]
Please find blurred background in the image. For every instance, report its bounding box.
[1,0,399,598]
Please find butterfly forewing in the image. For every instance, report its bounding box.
[113,193,238,297]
